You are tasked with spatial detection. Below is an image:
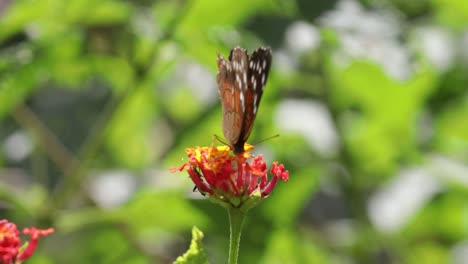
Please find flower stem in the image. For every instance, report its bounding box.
[227,207,246,264]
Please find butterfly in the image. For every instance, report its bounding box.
[216,46,272,154]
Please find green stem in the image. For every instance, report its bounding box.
[227,207,246,264]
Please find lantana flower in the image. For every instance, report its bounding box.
[173,144,289,264]
[172,144,289,212]
[0,219,54,264]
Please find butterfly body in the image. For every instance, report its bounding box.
[216,47,272,154]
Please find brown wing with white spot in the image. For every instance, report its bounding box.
[240,47,272,144]
[216,47,249,149]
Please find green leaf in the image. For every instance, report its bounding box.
[63,0,130,25]
[404,191,468,241]
[106,87,156,168]
[174,0,297,65]
[174,226,208,264]
[0,61,45,119]
[260,228,331,264]
[260,166,319,227]
[91,56,134,93]
[115,190,209,234]
[327,60,437,176]
[434,97,468,158]
[0,0,130,42]
[53,225,150,263]
[433,0,468,30]
[404,241,448,264]
[0,0,47,41]
[57,191,211,257]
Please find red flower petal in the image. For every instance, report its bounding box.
[17,227,54,261]
[270,162,289,182]
[0,220,54,263]
[172,145,290,208]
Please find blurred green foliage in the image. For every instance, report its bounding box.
[0,0,467,263]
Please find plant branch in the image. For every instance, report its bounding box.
[12,104,78,176]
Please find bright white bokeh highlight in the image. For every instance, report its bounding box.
[368,168,441,233]
[413,26,455,72]
[320,0,411,80]
[275,99,339,157]
[285,21,321,54]
[3,131,33,162]
[368,155,468,234]
[88,170,137,209]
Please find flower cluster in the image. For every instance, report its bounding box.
[173,144,288,211]
[0,219,54,264]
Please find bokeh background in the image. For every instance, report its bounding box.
[1,0,467,263]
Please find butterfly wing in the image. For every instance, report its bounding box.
[240,47,272,144]
[216,47,249,150]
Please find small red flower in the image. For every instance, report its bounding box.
[0,220,21,264]
[0,219,54,264]
[172,144,289,210]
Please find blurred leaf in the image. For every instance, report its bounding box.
[389,0,432,18]
[43,31,90,86]
[405,241,448,264]
[165,86,206,123]
[58,191,210,236]
[92,56,135,93]
[62,226,150,264]
[434,97,468,158]
[163,105,222,168]
[178,0,295,33]
[260,228,331,264]
[404,191,468,241]
[0,184,44,221]
[433,0,468,30]
[175,0,297,65]
[260,166,319,227]
[0,61,45,119]
[115,190,209,234]
[174,226,208,264]
[327,61,437,176]
[64,0,130,25]
[0,0,130,43]
[57,207,121,233]
[106,87,156,168]
[152,1,184,34]
[0,0,46,41]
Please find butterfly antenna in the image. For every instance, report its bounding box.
[252,134,280,145]
[213,134,229,147]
